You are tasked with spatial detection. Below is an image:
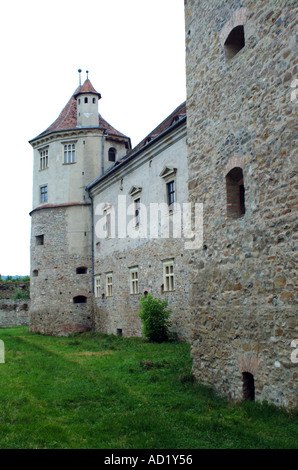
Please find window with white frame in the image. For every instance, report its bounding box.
[130,267,139,294]
[166,180,175,212]
[163,259,174,292]
[64,143,76,164]
[94,274,101,298]
[106,273,113,297]
[39,148,48,170]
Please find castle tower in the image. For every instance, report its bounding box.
[29,72,131,335]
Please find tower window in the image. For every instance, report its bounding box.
[108,148,116,162]
[33,269,39,277]
[84,97,88,103]
[40,185,48,203]
[167,180,175,212]
[226,167,245,218]
[64,144,75,164]
[73,295,87,304]
[106,273,113,297]
[92,98,96,104]
[76,267,87,274]
[224,25,245,60]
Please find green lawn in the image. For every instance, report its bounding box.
[0,326,297,449]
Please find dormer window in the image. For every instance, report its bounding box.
[224,25,245,60]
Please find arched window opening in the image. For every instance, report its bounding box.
[33,269,39,277]
[242,372,255,401]
[224,25,245,60]
[108,147,116,162]
[84,97,88,104]
[73,295,87,304]
[226,167,245,218]
[92,98,96,104]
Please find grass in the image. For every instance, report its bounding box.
[0,326,297,449]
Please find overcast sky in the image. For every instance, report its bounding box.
[0,0,186,276]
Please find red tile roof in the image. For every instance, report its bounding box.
[30,80,129,141]
[120,101,186,160]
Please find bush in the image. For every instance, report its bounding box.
[138,293,173,343]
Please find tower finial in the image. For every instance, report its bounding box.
[86,70,89,79]
[78,69,82,86]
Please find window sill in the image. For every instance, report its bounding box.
[63,162,77,165]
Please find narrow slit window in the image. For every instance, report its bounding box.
[226,167,245,218]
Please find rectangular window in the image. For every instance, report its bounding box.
[167,180,175,211]
[130,267,139,294]
[106,273,113,297]
[134,198,141,227]
[35,235,44,246]
[94,275,101,298]
[64,144,76,164]
[163,259,174,292]
[39,149,48,170]
[40,185,48,203]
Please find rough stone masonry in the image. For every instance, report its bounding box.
[184,0,297,408]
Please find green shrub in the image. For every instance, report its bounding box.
[138,293,173,343]
[12,288,30,300]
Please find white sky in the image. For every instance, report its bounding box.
[0,0,186,276]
